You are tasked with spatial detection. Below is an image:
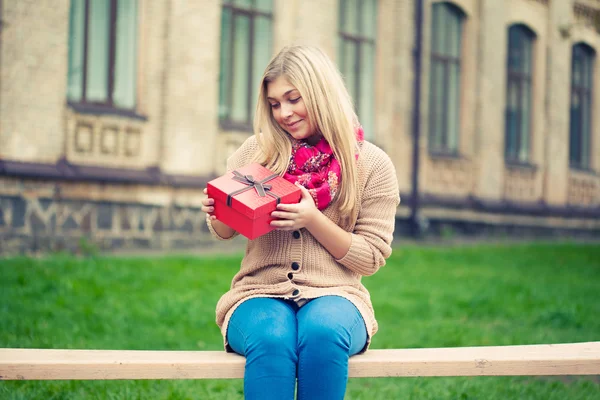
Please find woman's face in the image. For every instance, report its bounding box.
[266,76,318,143]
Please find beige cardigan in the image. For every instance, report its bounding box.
[207,135,400,351]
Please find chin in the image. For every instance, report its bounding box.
[292,130,318,142]
[285,130,305,140]
[290,132,309,140]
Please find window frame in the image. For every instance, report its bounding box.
[504,24,536,164]
[569,43,596,170]
[67,0,140,118]
[428,2,465,155]
[218,0,274,132]
[338,0,377,139]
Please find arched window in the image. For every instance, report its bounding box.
[505,24,535,163]
[570,43,595,169]
[429,2,465,154]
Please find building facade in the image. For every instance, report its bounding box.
[0,0,599,254]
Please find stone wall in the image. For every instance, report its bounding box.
[0,177,210,254]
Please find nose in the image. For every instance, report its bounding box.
[281,103,294,119]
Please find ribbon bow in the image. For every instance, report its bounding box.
[227,170,280,206]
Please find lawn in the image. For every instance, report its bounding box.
[1,243,599,399]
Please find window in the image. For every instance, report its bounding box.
[219,0,274,130]
[338,0,377,139]
[505,25,535,163]
[429,2,464,154]
[569,43,595,169]
[67,0,138,112]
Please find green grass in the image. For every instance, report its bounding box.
[1,243,599,399]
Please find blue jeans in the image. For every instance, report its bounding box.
[227,296,368,400]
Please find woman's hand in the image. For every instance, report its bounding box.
[202,188,217,221]
[272,184,352,258]
[202,188,237,238]
[270,184,319,231]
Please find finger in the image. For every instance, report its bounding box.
[271,211,296,219]
[203,188,208,194]
[270,219,295,229]
[276,226,295,231]
[297,184,312,198]
[276,203,299,212]
[297,185,315,204]
[274,225,295,231]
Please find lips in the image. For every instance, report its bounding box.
[287,120,303,130]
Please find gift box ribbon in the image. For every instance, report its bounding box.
[227,170,281,207]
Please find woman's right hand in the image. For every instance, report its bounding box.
[202,188,217,221]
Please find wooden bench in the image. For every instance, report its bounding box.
[1,342,599,380]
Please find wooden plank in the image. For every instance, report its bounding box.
[1,342,599,380]
[0,350,244,380]
[348,342,600,378]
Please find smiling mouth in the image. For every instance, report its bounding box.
[287,120,302,128]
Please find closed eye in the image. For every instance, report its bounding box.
[289,97,301,103]
[270,103,280,109]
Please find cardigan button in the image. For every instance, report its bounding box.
[292,289,300,296]
[291,262,300,270]
[287,272,293,280]
[293,231,300,239]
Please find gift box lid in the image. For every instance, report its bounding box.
[207,163,301,219]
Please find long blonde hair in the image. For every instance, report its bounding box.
[253,45,360,216]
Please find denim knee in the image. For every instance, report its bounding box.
[244,323,298,362]
[299,318,353,353]
[227,298,298,363]
[297,297,367,357]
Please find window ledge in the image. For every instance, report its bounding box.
[219,119,253,133]
[428,150,465,161]
[0,158,211,188]
[505,160,538,171]
[569,166,597,176]
[68,102,148,121]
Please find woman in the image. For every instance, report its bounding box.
[202,45,399,400]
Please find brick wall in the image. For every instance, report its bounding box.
[0,0,69,163]
[0,0,598,253]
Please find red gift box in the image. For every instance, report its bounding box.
[207,163,302,240]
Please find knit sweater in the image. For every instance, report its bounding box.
[207,135,400,351]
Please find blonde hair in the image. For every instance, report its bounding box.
[253,45,360,216]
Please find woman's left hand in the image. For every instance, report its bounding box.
[270,184,319,231]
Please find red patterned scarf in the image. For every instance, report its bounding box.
[283,126,364,210]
